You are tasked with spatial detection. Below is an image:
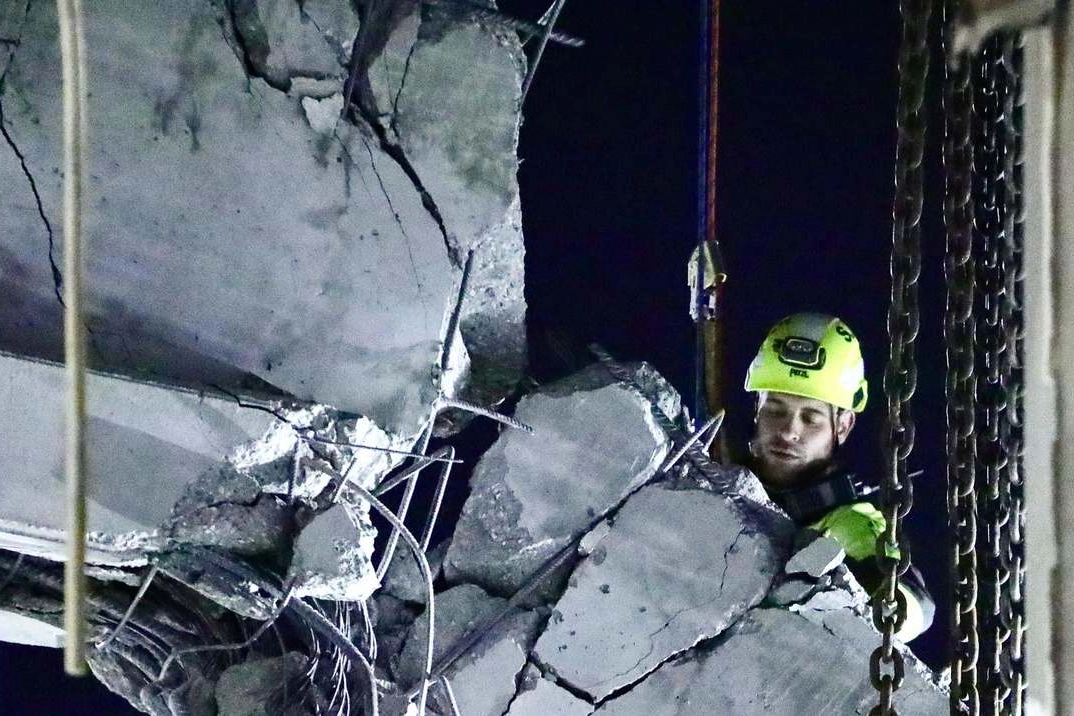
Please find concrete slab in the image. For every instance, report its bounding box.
[0,0,526,434]
[0,353,273,564]
[444,364,673,597]
[507,675,593,716]
[532,483,783,702]
[594,609,947,716]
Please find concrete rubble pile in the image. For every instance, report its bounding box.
[0,1,951,714]
[0,0,527,711]
[372,361,949,715]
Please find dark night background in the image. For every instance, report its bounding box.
[0,1,955,711]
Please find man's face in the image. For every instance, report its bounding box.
[750,392,854,488]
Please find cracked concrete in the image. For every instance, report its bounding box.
[593,609,946,715]
[531,484,782,703]
[0,0,526,435]
[394,583,541,716]
[444,364,673,598]
[506,667,592,716]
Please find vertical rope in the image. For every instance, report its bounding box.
[56,0,89,677]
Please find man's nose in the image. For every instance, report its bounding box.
[777,417,801,441]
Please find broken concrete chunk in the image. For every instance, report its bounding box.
[166,461,294,557]
[595,609,946,716]
[792,585,866,620]
[533,483,783,702]
[0,0,526,434]
[301,93,344,135]
[373,593,422,675]
[444,365,673,597]
[226,0,355,89]
[396,584,540,716]
[506,675,593,716]
[785,535,845,578]
[382,539,450,605]
[430,609,542,716]
[289,503,379,601]
[214,652,310,716]
[0,609,64,648]
[0,353,274,565]
[578,520,612,557]
[766,577,817,606]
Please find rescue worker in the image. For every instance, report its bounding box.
[743,312,934,641]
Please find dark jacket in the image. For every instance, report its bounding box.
[765,464,936,641]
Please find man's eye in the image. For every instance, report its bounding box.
[802,413,824,426]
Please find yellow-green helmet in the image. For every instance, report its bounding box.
[744,313,868,413]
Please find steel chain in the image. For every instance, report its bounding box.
[971,33,1015,716]
[871,1,932,713]
[972,35,1002,714]
[941,1,980,711]
[992,30,1026,712]
[1008,32,1029,714]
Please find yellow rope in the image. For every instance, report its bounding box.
[56,0,89,677]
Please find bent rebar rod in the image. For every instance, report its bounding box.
[520,0,569,105]
[438,675,462,716]
[371,446,458,498]
[341,484,436,715]
[289,598,378,716]
[156,583,296,682]
[96,565,160,650]
[420,446,456,551]
[658,410,725,474]
[297,431,461,463]
[437,396,535,433]
[376,420,435,582]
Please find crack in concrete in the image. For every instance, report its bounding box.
[333,129,374,200]
[566,526,748,705]
[525,654,595,706]
[340,1,463,270]
[219,1,462,276]
[357,101,461,268]
[0,2,64,307]
[389,38,418,139]
[718,527,746,592]
[590,610,753,711]
[358,132,428,311]
[295,3,348,66]
[498,656,538,716]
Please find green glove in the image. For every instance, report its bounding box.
[810,502,899,562]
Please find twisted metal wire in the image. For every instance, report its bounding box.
[942,2,980,710]
[872,0,932,713]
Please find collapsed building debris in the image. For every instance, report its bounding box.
[0,0,526,435]
[0,353,951,714]
[0,1,953,714]
[387,359,947,716]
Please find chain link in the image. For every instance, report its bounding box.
[942,2,980,711]
[971,31,1025,716]
[1007,32,1028,715]
[872,1,932,713]
[998,31,1028,716]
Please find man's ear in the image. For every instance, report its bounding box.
[836,410,856,445]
